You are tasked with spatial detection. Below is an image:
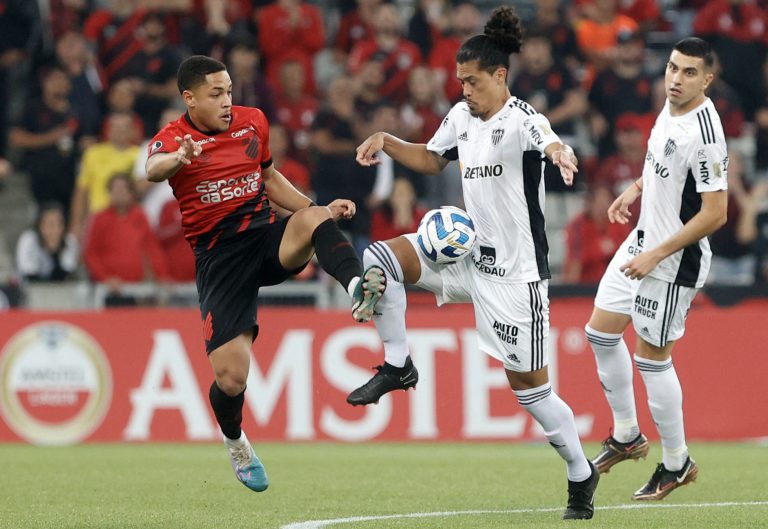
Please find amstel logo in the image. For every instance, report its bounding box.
[0,322,112,445]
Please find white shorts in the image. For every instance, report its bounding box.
[405,234,549,372]
[595,238,698,348]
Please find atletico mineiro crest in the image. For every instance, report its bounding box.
[492,128,505,146]
[664,138,676,158]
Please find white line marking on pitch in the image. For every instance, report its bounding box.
[280,501,768,529]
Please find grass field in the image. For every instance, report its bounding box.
[2,442,766,529]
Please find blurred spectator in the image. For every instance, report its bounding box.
[370,177,428,242]
[275,59,319,159]
[511,27,586,145]
[352,60,386,119]
[155,199,195,283]
[693,0,768,119]
[227,39,276,122]
[55,30,103,143]
[0,158,10,189]
[0,0,39,156]
[589,112,651,223]
[16,202,79,282]
[563,185,632,285]
[117,13,183,137]
[83,173,168,303]
[83,0,147,85]
[400,66,448,145]
[408,0,451,59]
[10,65,80,219]
[617,0,664,33]
[310,75,361,205]
[575,0,639,79]
[533,0,581,73]
[755,99,768,181]
[102,79,144,142]
[258,0,325,96]
[271,123,311,196]
[133,107,180,229]
[428,1,481,104]
[69,112,140,238]
[335,0,380,56]
[588,30,653,156]
[705,52,746,140]
[349,3,422,105]
[48,0,95,41]
[709,152,760,285]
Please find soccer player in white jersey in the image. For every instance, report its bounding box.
[351,6,599,520]
[585,37,728,500]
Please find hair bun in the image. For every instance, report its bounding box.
[483,6,523,55]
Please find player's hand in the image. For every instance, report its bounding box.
[620,250,662,280]
[552,146,578,186]
[355,132,385,167]
[174,134,201,165]
[607,184,642,224]
[327,199,356,220]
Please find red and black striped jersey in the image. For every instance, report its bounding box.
[149,106,275,252]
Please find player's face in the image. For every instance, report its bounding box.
[186,70,233,132]
[456,60,507,120]
[665,50,712,114]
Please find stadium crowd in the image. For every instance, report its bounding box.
[1,0,768,307]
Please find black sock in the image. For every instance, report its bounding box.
[209,381,244,440]
[311,218,363,290]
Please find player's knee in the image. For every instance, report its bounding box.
[304,205,332,229]
[214,369,248,396]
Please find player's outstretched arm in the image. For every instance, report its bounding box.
[146,134,202,182]
[261,165,314,212]
[620,190,727,280]
[356,132,448,175]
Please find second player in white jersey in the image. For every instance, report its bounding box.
[634,97,728,287]
[427,97,562,283]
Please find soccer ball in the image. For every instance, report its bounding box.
[416,206,476,264]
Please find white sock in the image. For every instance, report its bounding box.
[363,242,409,367]
[224,431,249,449]
[514,383,591,482]
[585,325,639,443]
[635,355,688,471]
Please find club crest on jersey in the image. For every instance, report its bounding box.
[492,128,505,146]
[149,140,163,154]
[664,138,676,158]
[244,137,259,159]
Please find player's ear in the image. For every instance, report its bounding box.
[703,72,714,91]
[182,89,195,108]
[495,67,507,85]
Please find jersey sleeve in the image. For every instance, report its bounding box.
[426,105,459,161]
[519,111,562,153]
[687,109,728,193]
[252,108,273,169]
[147,124,180,157]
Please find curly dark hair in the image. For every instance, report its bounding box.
[456,6,523,74]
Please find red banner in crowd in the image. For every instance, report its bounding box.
[1,300,766,445]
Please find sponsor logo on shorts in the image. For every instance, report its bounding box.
[634,295,658,320]
[493,321,518,345]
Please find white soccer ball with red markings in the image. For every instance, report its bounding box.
[416,206,476,264]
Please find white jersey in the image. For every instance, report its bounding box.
[426,96,561,283]
[636,97,728,288]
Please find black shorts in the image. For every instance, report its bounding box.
[195,216,306,353]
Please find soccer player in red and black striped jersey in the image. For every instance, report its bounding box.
[146,56,386,493]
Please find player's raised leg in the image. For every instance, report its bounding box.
[347,237,421,405]
[208,333,269,492]
[586,307,649,474]
[278,204,386,322]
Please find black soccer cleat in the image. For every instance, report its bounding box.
[563,460,600,520]
[592,433,650,474]
[346,357,418,406]
[632,457,698,501]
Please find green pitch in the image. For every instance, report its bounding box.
[2,442,766,529]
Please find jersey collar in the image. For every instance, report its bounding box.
[184,111,222,136]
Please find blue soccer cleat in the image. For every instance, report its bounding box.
[225,435,269,492]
